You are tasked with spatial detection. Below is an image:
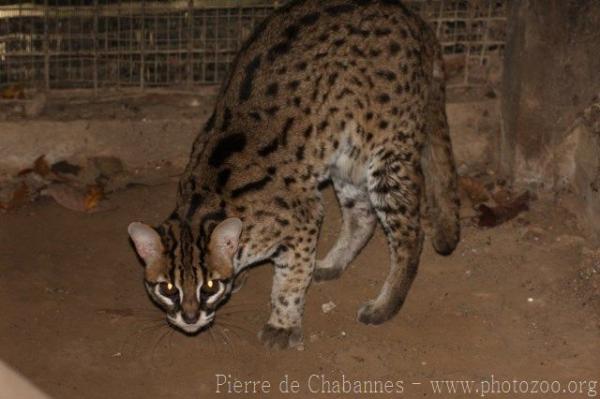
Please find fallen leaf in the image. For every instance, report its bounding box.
[17,155,51,177]
[1,84,25,99]
[491,187,513,206]
[33,155,51,177]
[43,184,87,212]
[459,176,490,204]
[0,182,29,210]
[478,192,530,228]
[44,183,113,213]
[84,185,104,210]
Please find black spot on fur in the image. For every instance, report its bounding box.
[209,133,247,167]
[268,41,292,61]
[374,27,392,36]
[333,38,346,47]
[266,106,280,116]
[266,82,279,97]
[287,80,301,91]
[317,180,330,190]
[280,117,295,146]
[335,88,354,100]
[276,218,290,227]
[328,72,339,86]
[296,145,305,161]
[187,193,204,219]
[284,24,300,40]
[317,120,329,133]
[303,125,313,138]
[376,70,397,81]
[204,112,216,132]
[389,41,401,55]
[299,12,320,26]
[274,197,290,209]
[221,108,232,131]
[231,176,272,198]
[284,176,296,187]
[377,93,391,104]
[346,24,370,37]
[295,61,308,71]
[325,4,356,15]
[240,55,262,102]
[217,168,231,189]
[350,45,366,58]
[258,138,279,157]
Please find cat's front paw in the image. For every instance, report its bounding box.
[258,324,303,350]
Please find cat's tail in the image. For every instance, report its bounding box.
[421,53,460,256]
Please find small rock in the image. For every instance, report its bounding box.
[321,301,336,313]
[521,226,545,241]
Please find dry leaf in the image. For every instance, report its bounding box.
[0,182,29,210]
[84,185,104,211]
[44,184,88,212]
[459,176,490,204]
[44,183,112,213]
[491,187,513,206]
[1,84,25,99]
[33,155,51,177]
[478,192,530,228]
[17,155,51,178]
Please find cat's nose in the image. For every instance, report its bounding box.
[182,311,199,324]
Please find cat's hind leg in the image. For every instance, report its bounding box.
[313,179,376,282]
[358,150,424,325]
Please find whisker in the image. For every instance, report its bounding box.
[216,320,254,337]
[151,327,172,361]
[219,308,257,316]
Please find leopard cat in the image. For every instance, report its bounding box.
[128,0,460,350]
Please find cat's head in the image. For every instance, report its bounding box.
[127,218,242,334]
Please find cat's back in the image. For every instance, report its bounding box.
[219,0,436,112]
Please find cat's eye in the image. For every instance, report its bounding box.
[159,282,178,297]
[201,279,221,296]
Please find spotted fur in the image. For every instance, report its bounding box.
[128,0,459,349]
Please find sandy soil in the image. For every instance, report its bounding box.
[0,183,598,398]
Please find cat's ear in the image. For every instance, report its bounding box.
[128,222,164,265]
[207,218,242,278]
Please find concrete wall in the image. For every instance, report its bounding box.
[500,0,600,188]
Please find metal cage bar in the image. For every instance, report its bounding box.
[0,0,506,91]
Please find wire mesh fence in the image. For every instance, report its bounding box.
[0,0,506,92]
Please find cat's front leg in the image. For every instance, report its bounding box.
[259,243,315,350]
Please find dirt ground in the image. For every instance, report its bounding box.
[0,182,598,398]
